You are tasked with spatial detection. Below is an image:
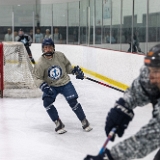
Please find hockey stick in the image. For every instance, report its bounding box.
[99,127,117,155]
[84,76,124,93]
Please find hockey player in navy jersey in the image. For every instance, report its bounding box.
[84,44,160,160]
[32,38,92,134]
[17,28,35,64]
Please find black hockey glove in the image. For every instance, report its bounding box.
[84,148,114,160]
[105,98,134,141]
[40,82,54,95]
[72,65,84,80]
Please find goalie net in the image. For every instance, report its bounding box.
[0,42,41,98]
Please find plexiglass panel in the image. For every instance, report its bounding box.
[0,0,160,53]
[13,4,35,42]
[68,2,79,44]
[94,0,102,45]
[102,0,112,49]
[40,4,52,43]
[0,5,13,41]
[121,0,133,52]
[134,0,147,54]
[80,0,90,45]
[53,3,67,44]
[148,0,160,51]
[110,0,121,50]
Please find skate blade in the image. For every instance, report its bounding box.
[56,129,67,134]
[84,126,93,132]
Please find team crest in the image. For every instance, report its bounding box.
[48,66,62,80]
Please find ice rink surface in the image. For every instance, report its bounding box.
[0,75,158,160]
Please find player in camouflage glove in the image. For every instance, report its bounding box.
[84,44,160,160]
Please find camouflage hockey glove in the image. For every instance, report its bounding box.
[40,82,54,95]
[105,98,134,141]
[84,148,114,160]
[72,65,84,80]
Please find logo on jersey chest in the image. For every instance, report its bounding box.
[48,65,62,80]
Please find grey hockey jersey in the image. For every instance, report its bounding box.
[111,66,160,160]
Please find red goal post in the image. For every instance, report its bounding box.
[0,42,4,98]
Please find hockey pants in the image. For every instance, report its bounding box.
[42,81,86,122]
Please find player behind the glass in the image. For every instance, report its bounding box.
[84,44,160,160]
[32,38,92,134]
[17,28,35,65]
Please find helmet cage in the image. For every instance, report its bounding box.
[42,38,55,56]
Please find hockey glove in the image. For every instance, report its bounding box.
[105,98,134,141]
[40,82,54,95]
[72,65,84,80]
[84,148,114,160]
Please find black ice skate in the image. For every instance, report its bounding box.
[54,119,67,134]
[82,118,93,132]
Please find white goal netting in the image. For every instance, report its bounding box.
[2,42,41,98]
